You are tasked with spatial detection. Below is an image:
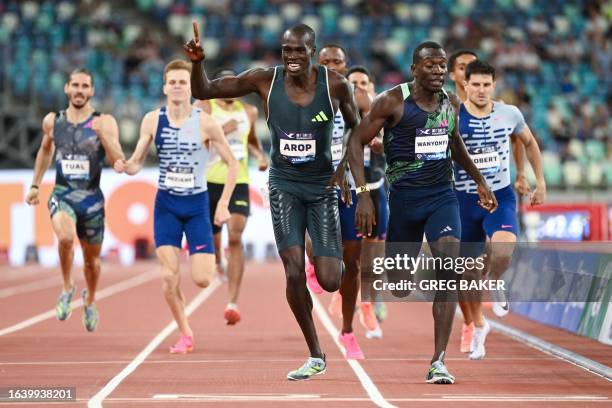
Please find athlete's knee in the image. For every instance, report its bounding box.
[161,269,179,293]
[490,251,512,272]
[193,275,211,288]
[285,264,305,289]
[228,231,243,248]
[57,234,75,248]
[83,256,100,272]
[314,260,342,292]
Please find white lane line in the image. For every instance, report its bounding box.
[141,394,611,403]
[488,319,612,381]
[0,356,552,366]
[310,294,396,408]
[0,270,159,337]
[0,276,60,298]
[87,278,221,408]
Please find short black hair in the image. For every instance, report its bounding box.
[412,41,444,64]
[347,65,371,81]
[465,59,496,81]
[212,67,237,80]
[285,23,316,48]
[320,43,348,60]
[67,68,94,86]
[448,50,478,71]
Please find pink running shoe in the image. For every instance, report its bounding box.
[306,261,323,294]
[339,332,364,360]
[328,291,343,318]
[169,334,193,354]
[460,323,474,353]
[358,302,378,331]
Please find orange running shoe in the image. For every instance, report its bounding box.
[460,322,474,353]
[359,302,378,331]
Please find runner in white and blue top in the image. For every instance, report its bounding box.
[453,60,546,355]
[114,59,238,355]
[453,60,546,246]
[454,100,526,240]
[156,106,210,196]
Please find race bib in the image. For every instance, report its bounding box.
[415,127,448,160]
[364,146,371,167]
[165,167,195,189]
[331,142,343,165]
[61,157,89,179]
[280,139,316,164]
[229,140,246,161]
[469,146,500,175]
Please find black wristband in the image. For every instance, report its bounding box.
[30,185,39,190]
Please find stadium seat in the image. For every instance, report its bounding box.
[585,163,604,187]
[339,15,360,35]
[567,139,585,162]
[281,3,301,22]
[542,151,563,188]
[585,140,606,161]
[562,161,583,187]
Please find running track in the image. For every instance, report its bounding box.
[0,260,610,407]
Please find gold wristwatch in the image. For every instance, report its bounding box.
[356,184,370,194]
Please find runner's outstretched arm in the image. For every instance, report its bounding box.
[184,22,267,100]
[114,111,155,175]
[93,114,125,166]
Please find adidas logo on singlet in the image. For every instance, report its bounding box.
[311,111,329,122]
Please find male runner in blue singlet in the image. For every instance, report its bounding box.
[454,60,545,359]
[343,42,497,384]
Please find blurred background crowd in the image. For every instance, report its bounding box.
[0,0,610,189]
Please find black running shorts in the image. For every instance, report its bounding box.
[269,182,342,259]
[207,182,250,234]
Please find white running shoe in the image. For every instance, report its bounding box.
[491,288,510,317]
[365,326,383,339]
[469,320,491,360]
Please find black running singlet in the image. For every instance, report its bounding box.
[53,110,105,190]
[266,65,336,186]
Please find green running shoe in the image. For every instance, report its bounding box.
[426,352,455,384]
[82,289,99,332]
[287,355,326,381]
[374,301,387,323]
[55,285,76,321]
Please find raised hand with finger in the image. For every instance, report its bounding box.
[183,22,205,62]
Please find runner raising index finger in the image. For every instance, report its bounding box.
[183,22,204,62]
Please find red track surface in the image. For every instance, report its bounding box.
[0,260,610,407]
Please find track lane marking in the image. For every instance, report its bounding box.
[310,293,396,408]
[87,278,221,408]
